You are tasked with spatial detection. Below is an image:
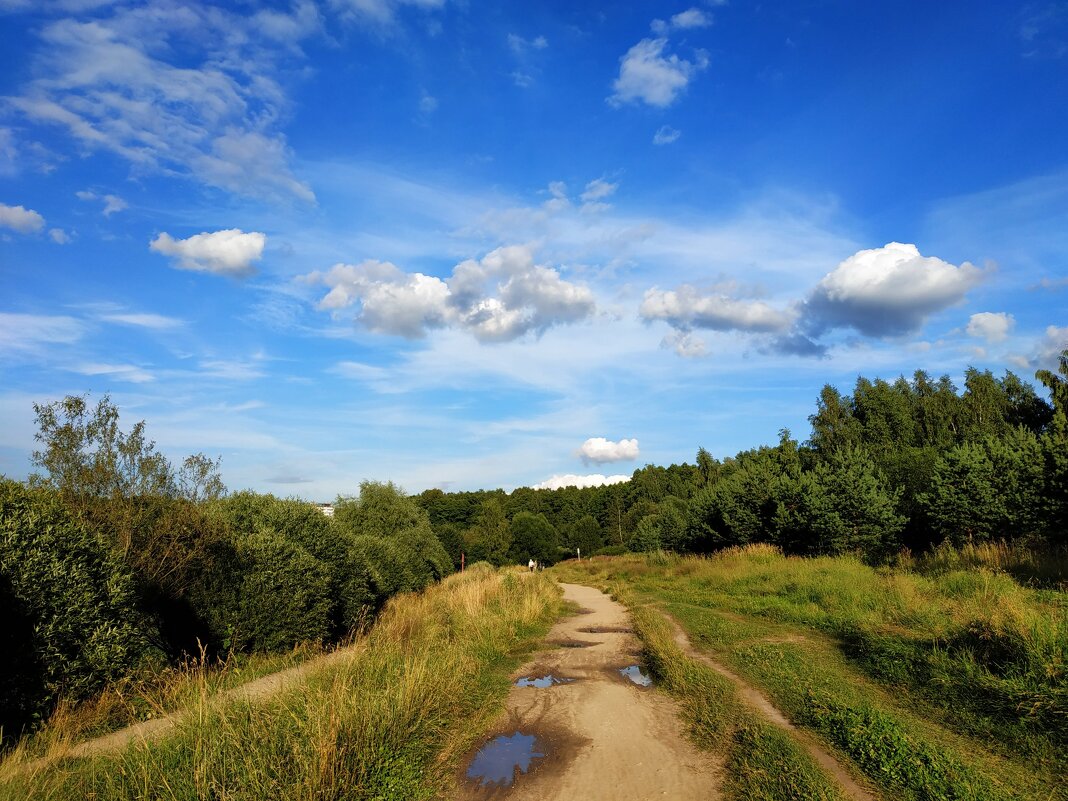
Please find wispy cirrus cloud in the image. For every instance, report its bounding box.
[6,3,317,202]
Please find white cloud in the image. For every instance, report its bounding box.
[653,125,681,145]
[1032,325,1068,369]
[49,227,70,244]
[0,312,83,355]
[651,8,713,35]
[610,38,709,108]
[508,33,548,53]
[71,362,154,383]
[609,38,709,108]
[661,330,706,358]
[580,178,617,203]
[150,229,266,276]
[577,436,640,464]
[9,6,315,202]
[305,244,596,342]
[640,285,795,333]
[99,312,184,329]
[533,473,631,491]
[0,202,45,233]
[331,0,445,25]
[76,189,127,216]
[966,312,1014,343]
[802,242,985,337]
[199,359,267,380]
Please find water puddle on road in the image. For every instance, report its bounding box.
[552,639,596,648]
[515,675,576,688]
[578,626,633,634]
[466,732,546,788]
[619,664,653,687]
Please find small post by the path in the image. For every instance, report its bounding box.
[576,547,581,561]
[461,552,465,572]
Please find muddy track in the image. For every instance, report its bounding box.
[660,611,877,801]
[458,583,722,800]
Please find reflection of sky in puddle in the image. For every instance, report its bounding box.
[620,665,653,687]
[466,732,546,787]
[515,675,576,688]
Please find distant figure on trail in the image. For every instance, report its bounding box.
[528,558,535,572]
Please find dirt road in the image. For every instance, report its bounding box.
[458,582,721,800]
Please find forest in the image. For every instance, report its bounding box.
[1,351,1066,745]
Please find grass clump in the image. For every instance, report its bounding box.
[556,548,1064,800]
[0,564,561,801]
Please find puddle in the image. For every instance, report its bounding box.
[578,626,633,634]
[551,639,596,648]
[515,675,576,688]
[619,664,653,687]
[466,732,546,788]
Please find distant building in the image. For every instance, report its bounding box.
[315,503,335,517]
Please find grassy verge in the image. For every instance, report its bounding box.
[625,594,849,801]
[554,549,1065,801]
[0,565,561,801]
[3,642,335,760]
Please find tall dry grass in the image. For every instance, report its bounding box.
[0,565,560,801]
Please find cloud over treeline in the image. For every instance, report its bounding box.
[304,244,596,342]
[577,437,639,464]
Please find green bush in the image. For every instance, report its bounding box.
[349,535,420,606]
[189,528,333,653]
[0,480,152,732]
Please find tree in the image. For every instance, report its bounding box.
[465,497,512,566]
[509,511,559,565]
[566,514,603,557]
[333,480,434,539]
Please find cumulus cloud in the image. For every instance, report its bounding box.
[966,312,1014,343]
[609,38,709,107]
[801,242,985,337]
[577,437,640,464]
[533,473,631,491]
[304,244,596,342]
[150,229,266,276]
[640,285,795,333]
[9,5,315,202]
[653,125,681,145]
[49,228,70,244]
[76,190,127,216]
[0,202,45,233]
[651,7,713,35]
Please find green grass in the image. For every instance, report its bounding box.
[0,565,561,800]
[554,547,1066,801]
[616,588,849,801]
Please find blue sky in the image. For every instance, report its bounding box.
[1,0,1066,499]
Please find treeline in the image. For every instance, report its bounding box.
[416,353,1068,565]
[0,397,451,740]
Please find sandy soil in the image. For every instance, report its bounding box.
[456,583,722,801]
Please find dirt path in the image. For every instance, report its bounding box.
[661,612,877,801]
[18,642,365,769]
[457,583,722,800]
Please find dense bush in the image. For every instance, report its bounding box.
[189,528,333,653]
[0,480,152,734]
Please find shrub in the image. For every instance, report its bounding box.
[188,528,333,653]
[0,480,151,734]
